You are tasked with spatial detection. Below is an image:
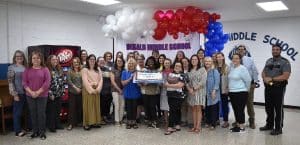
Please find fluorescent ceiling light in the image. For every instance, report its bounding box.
[80,0,121,6]
[256,1,288,12]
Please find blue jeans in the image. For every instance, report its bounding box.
[13,94,26,133]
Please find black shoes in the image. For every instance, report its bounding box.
[40,133,46,140]
[270,129,283,135]
[30,132,39,139]
[259,125,273,131]
[83,125,91,131]
[230,126,245,133]
[56,125,64,130]
[49,128,56,133]
[126,124,132,129]
[91,124,101,128]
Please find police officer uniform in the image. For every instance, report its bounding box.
[261,56,291,134]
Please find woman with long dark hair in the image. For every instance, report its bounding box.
[110,57,125,126]
[160,58,173,129]
[197,48,205,67]
[82,54,103,130]
[98,56,113,123]
[164,61,186,135]
[187,55,207,133]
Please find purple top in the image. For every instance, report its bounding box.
[22,67,51,97]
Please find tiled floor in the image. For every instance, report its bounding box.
[1,106,300,145]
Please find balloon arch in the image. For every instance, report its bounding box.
[102,6,229,56]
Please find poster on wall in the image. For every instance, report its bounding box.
[115,33,203,60]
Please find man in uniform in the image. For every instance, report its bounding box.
[259,44,291,135]
[237,45,259,129]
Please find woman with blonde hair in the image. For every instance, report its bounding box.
[204,57,220,130]
[121,58,141,129]
[216,52,230,128]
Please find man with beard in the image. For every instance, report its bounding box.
[260,44,291,135]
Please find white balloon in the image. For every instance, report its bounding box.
[106,15,116,25]
[147,20,157,29]
[122,7,134,16]
[102,7,156,42]
[112,25,119,31]
[117,16,128,30]
[115,10,122,19]
[121,32,130,40]
[129,14,137,23]
[142,31,148,36]
[102,24,111,33]
[149,30,155,36]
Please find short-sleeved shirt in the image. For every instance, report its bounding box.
[7,64,25,95]
[263,56,291,78]
[111,69,123,92]
[100,66,113,95]
[121,70,141,99]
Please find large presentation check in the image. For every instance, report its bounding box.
[134,71,163,83]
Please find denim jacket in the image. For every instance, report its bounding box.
[206,68,220,106]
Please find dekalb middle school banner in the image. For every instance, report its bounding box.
[115,32,202,60]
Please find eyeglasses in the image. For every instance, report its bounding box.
[15,55,23,58]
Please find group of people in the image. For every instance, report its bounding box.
[7,44,291,140]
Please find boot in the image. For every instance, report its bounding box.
[249,118,256,129]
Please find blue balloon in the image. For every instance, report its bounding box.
[206,21,228,53]
[206,33,214,39]
[205,42,212,49]
[208,23,215,29]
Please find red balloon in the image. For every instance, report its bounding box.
[165,10,175,19]
[210,13,217,22]
[192,14,202,24]
[173,34,179,39]
[178,26,186,33]
[203,12,210,20]
[154,10,165,22]
[160,21,169,29]
[216,14,221,19]
[184,30,189,35]
[182,15,192,26]
[153,28,167,40]
[171,18,180,27]
[197,28,204,33]
[185,6,196,16]
[195,8,203,14]
[189,24,197,32]
[175,9,185,20]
